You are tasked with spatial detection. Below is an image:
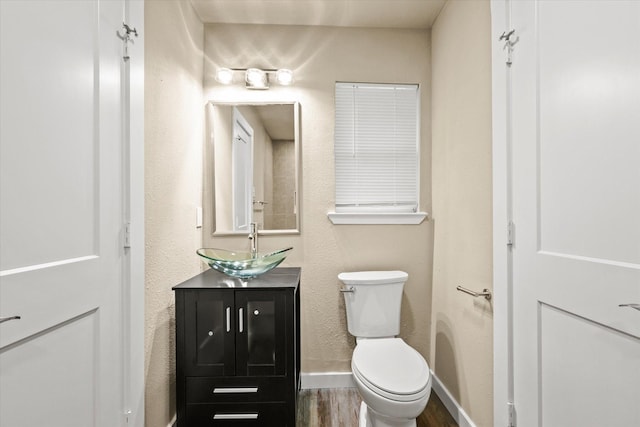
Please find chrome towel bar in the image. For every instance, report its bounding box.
[456,286,492,301]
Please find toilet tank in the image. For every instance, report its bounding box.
[338,271,408,338]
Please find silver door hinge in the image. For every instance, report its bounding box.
[124,222,132,248]
[117,22,139,61]
[507,221,515,247]
[508,401,516,427]
[499,29,516,66]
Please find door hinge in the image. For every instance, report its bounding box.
[508,401,516,427]
[117,22,139,61]
[124,222,132,248]
[507,221,515,247]
[499,29,516,66]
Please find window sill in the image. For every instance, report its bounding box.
[327,212,428,225]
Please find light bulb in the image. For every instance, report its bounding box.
[276,69,294,86]
[245,68,268,89]
[215,68,234,84]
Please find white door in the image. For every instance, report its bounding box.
[1,1,129,426]
[509,1,640,426]
[232,108,254,231]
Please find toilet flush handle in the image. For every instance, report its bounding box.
[339,286,355,293]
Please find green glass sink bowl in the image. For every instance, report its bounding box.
[196,247,293,278]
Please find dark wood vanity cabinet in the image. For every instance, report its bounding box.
[173,267,301,427]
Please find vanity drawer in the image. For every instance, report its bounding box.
[186,377,287,403]
[186,402,290,427]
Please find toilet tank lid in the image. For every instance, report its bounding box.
[338,270,408,285]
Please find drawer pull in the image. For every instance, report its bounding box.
[213,387,258,394]
[225,307,230,332]
[213,413,259,420]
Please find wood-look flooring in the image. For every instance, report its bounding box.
[297,388,458,427]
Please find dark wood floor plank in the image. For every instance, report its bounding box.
[297,388,458,427]
[417,392,459,427]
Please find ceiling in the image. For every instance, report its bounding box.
[255,104,295,141]
[190,0,447,29]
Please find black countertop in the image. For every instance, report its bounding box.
[172,267,301,290]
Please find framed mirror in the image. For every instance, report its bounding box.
[208,101,300,235]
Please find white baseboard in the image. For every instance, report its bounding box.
[300,371,356,389]
[430,370,477,427]
[167,415,176,427]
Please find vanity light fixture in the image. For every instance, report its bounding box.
[215,67,295,90]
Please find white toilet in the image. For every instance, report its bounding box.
[339,271,431,427]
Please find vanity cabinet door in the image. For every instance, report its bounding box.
[235,290,289,377]
[183,290,236,376]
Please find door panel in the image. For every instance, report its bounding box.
[184,290,236,376]
[0,0,98,271]
[0,1,126,425]
[246,299,277,366]
[510,1,640,426]
[0,312,97,427]
[536,1,640,265]
[540,304,640,426]
[236,291,287,377]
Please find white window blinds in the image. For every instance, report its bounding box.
[334,83,419,212]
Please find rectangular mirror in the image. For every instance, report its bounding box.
[208,101,300,235]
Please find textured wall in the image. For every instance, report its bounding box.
[144,1,204,426]
[431,1,493,426]
[201,24,434,373]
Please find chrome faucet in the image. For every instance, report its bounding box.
[248,222,258,258]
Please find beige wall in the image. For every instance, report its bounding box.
[144,1,204,426]
[202,24,434,373]
[431,1,493,426]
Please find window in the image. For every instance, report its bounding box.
[329,82,427,224]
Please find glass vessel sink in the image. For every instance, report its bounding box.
[196,247,293,278]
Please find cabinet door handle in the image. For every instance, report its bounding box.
[225,307,230,332]
[214,413,258,420]
[238,308,244,333]
[213,387,258,394]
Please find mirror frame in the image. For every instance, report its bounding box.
[208,101,301,236]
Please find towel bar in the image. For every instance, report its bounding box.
[456,286,492,301]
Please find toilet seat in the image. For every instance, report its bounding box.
[352,338,430,402]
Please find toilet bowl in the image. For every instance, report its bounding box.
[338,271,431,427]
[351,338,431,427]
